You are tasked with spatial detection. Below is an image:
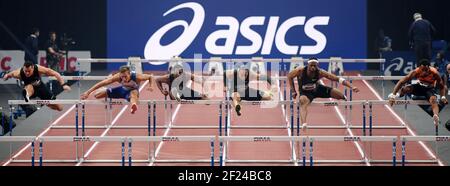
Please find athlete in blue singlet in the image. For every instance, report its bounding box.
[80,65,154,114]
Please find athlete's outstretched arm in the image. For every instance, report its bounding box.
[137,73,154,91]
[81,74,119,99]
[435,74,448,104]
[187,73,204,85]
[37,65,65,85]
[287,67,303,98]
[2,69,21,80]
[319,70,359,92]
[38,65,72,92]
[155,74,170,95]
[392,71,415,95]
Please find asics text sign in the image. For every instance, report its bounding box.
[108,0,366,70]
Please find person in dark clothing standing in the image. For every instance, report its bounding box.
[374,29,392,58]
[45,31,64,72]
[408,13,436,66]
[434,51,449,75]
[24,28,40,65]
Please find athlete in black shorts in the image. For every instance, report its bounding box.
[223,65,277,116]
[3,61,71,111]
[389,59,448,126]
[288,58,359,130]
[156,64,208,102]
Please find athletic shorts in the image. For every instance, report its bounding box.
[300,84,333,102]
[29,82,55,100]
[229,88,263,101]
[406,83,437,101]
[107,86,138,101]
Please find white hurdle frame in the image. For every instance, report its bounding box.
[3,135,443,166]
[77,58,385,63]
[36,55,401,134]
[7,99,433,138]
[6,57,446,166]
[217,135,406,166]
[43,75,403,81]
[0,135,215,166]
[400,136,450,166]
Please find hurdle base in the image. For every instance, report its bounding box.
[8,159,439,165]
[51,125,407,130]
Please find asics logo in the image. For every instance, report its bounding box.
[145,2,329,64]
[144,2,205,64]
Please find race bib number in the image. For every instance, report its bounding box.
[302,83,317,91]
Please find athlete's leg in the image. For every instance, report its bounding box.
[330,88,346,100]
[299,95,311,130]
[129,90,139,114]
[399,85,414,97]
[232,92,242,116]
[94,87,108,99]
[23,84,35,102]
[260,89,273,100]
[47,104,63,111]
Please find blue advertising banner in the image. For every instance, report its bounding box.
[383,51,439,76]
[107,0,367,71]
[382,51,416,76]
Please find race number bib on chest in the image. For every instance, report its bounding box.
[302,83,317,91]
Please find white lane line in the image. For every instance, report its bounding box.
[333,105,371,166]
[221,80,231,166]
[278,74,298,166]
[148,104,181,166]
[76,81,149,166]
[148,80,193,166]
[320,80,371,166]
[2,105,76,166]
[222,99,231,166]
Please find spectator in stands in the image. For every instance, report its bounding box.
[24,27,40,65]
[434,51,449,75]
[45,31,65,72]
[375,29,392,58]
